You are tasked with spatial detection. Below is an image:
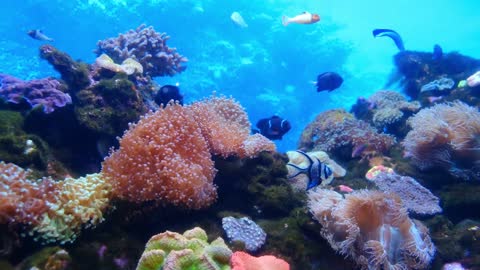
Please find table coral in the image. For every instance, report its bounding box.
[136,227,232,270]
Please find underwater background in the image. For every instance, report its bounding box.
[2,0,479,151]
[1,0,480,270]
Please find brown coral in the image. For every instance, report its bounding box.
[402,101,480,178]
[308,189,435,270]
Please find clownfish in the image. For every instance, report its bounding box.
[282,12,320,26]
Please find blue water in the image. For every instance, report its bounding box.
[1,0,479,151]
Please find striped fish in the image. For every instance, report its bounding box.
[287,150,333,190]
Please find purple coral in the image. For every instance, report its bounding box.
[369,171,442,215]
[222,216,266,252]
[95,24,187,77]
[0,74,71,113]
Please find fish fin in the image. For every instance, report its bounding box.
[282,16,289,26]
[287,163,307,178]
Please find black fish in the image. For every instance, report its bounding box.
[27,29,54,41]
[432,44,443,60]
[316,72,343,92]
[372,28,405,51]
[287,150,333,190]
[255,115,291,140]
[154,85,183,106]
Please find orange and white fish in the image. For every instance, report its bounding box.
[282,12,320,26]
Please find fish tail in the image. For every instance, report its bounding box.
[282,16,290,26]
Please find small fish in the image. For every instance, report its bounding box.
[287,150,333,190]
[231,11,248,28]
[154,85,184,106]
[27,29,54,41]
[255,115,291,140]
[315,72,343,92]
[282,12,320,26]
[432,44,443,60]
[337,184,354,193]
[372,28,404,51]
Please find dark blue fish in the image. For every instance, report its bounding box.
[255,115,291,140]
[372,29,405,51]
[432,44,443,60]
[316,72,343,92]
[287,150,333,190]
[154,85,183,106]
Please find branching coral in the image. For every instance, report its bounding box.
[102,96,275,209]
[308,189,435,270]
[299,109,395,158]
[95,24,187,77]
[402,101,480,179]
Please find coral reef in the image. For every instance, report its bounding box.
[0,74,71,113]
[102,96,275,209]
[135,227,232,270]
[368,171,442,215]
[308,189,435,270]
[299,109,395,159]
[402,101,480,180]
[230,251,290,270]
[95,24,187,77]
[74,74,146,135]
[366,90,420,128]
[39,45,91,91]
[0,162,112,243]
[393,50,480,99]
[222,217,266,252]
[95,54,143,75]
[420,77,455,93]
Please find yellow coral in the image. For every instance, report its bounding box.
[31,173,112,244]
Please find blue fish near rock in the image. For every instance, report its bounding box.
[372,28,405,51]
[287,150,333,190]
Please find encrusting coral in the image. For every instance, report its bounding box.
[102,95,275,209]
[136,227,232,270]
[308,189,435,270]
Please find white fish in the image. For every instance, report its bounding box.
[231,11,248,28]
[282,11,320,26]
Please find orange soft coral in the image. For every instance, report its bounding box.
[230,251,290,270]
[308,189,435,270]
[102,102,217,209]
[102,96,275,209]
